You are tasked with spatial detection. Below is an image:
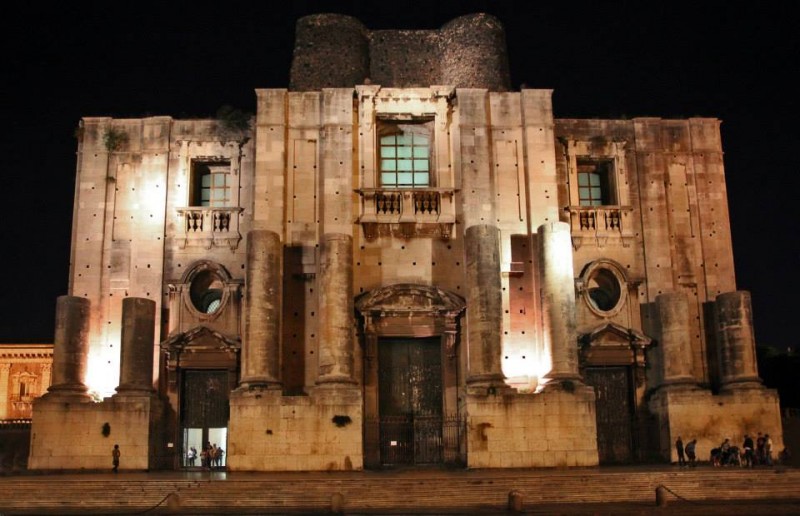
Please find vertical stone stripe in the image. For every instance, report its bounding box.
[242,230,282,388]
[116,297,156,393]
[465,225,505,386]
[656,292,695,384]
[716,291,761,387]
[317,233,356,385]
[48,295,91,399]
[539,222,580,381]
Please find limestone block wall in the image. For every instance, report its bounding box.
[649,387,784,463]
[227,389,362,471]
[29,396,162,470]
[465,387,599,468]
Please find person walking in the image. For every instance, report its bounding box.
[112,444,121,473]
[675,436,686,466]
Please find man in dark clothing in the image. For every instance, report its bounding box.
[112,444,120,473]
[743,435,754,467]
[675,436,686,466]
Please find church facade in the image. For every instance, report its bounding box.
[29,14,783,471]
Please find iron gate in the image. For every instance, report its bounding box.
[365,415,465,466]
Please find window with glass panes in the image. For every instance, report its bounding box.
[379,122,431,188]
[191,162,231,207]
[577,159,614,206]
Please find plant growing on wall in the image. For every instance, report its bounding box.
[103,127,129,152]
[216,105,252,145]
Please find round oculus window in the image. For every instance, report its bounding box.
[586,267,622,313]
[190,270,224,314]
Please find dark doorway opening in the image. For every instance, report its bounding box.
[584,366,634,463]
[180,370,230,469]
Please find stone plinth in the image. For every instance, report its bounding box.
[227,387,363,471]
[648,386,783,463]
[465,386,598,468]
[29,395,164,471]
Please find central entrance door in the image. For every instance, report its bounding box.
[584,366,634,463]
[378,337,443,465]
[181,370,230,469]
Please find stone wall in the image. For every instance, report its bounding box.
[227,389,362,471]
[465,386,599,468]
[290,14,510,91]
[649,386,784,463]
[29,395,163,470]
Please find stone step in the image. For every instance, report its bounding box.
[1,468,798,513]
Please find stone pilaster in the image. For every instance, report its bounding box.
[716,291,761,389]
[44,295,92,401]
[316,233,356,385]
[464,224,506,389]
[240,230,283,389]
[538,222,580,383]
[115,297,156,395]
[655,292,696,386]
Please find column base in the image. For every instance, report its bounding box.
[466,373,513,395]
[41,383,93,402]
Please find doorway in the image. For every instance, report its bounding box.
[584,366,634,463]
[180,370,230,469]
[378,337,443,465]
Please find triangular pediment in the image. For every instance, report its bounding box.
[161,326,240,353]
[355,283,465,315]
[579,322,652,349]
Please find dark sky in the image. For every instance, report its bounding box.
[2,2,797,351]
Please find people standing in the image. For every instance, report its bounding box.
[765,434,773,466]
[112,444,120,473]
[756,432,765,465]
[675,436,686,466]
[742,435,754,467]
[685,439,697,467]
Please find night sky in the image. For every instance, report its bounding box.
[2,2,797,352]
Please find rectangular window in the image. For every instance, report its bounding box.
[577,159,615,206]
[379,121,432,188]
[191,161,231,207]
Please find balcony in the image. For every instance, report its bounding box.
[564,205,635,249]
[176,207,244,251]
[356,188,456,241]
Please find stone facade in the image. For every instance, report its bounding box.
[28,13,783,471]
[0,345,52,420]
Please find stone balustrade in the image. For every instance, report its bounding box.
[564,205,634,247]
[176,206,244,250]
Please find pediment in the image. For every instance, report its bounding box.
[355,283,465,316]
[579,322,652,349]
[161,325,240,354]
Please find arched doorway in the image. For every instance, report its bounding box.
[355,284,465,468]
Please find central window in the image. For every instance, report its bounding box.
[379,121,432,188]
[191,161,231,207]
[577,158,615,206]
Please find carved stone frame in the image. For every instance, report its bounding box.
[354,284,466,468]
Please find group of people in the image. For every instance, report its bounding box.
[675,432,785,467]
[186,443,225,469]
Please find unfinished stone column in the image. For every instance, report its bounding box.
[655,292,695,386]
[317,233,356,385]
[45,295,92,401]
[716,291,761,389]
[115,297,156,395]
[538,222,580,382]
[465,224,506,389]
[241,230,282,389]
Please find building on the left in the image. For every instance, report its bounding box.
[0,344,53,469]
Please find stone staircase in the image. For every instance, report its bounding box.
[0,467,798,514]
